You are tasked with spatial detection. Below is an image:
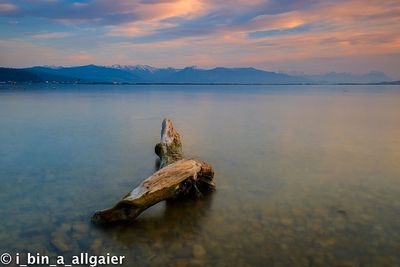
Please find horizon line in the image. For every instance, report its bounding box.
[0,64,392,77]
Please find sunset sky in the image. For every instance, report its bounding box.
[0,0,399,77]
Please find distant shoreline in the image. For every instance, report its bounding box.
[1,81,400,86]
[1,66,396,85]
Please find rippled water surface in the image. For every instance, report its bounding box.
[0,84,399,266]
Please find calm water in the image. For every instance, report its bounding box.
[0,84,399,267]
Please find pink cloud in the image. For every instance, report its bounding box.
[67,52,93,63]
[31,32,71,39]
[0,3,17,12]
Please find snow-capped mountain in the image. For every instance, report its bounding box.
[111,64,158,73]
[1,64,394,84]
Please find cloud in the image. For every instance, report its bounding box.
[0,39,98,68]
[67,52,93,63]
[248,24,311,38]
[1,0,400,77]
[3,0,207,26]
[0,3,17,13]
[31,32,71,39]
[72,2,88,8]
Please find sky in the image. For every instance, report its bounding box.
[0,0,399,78]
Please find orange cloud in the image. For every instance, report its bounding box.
[134,0,207,21]
[248,11,307,31]
[106,0,208,37]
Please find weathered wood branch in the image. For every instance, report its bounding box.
[91,119,215,224]
[154,118,183,169]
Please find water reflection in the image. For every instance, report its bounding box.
[96,194,214,246]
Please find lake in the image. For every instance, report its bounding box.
[0,84,399,267]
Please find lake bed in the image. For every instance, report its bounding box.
[0,84,399,266]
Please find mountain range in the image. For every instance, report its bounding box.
[0,65,394,84]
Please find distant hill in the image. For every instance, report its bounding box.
[1,65,310,84]
[0,67,42,82]
[376,80,400,85]
[111,65,309,83]
[24,66,79,82]
[25,65,142,83]
[302,71,393,84]
[163,67,308,84]
[0,65,394,84]
[112,65,179,82]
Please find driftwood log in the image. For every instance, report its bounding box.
[91,119,215,224]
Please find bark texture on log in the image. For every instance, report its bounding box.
[91,119,215,224]
[155,119,183,169]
